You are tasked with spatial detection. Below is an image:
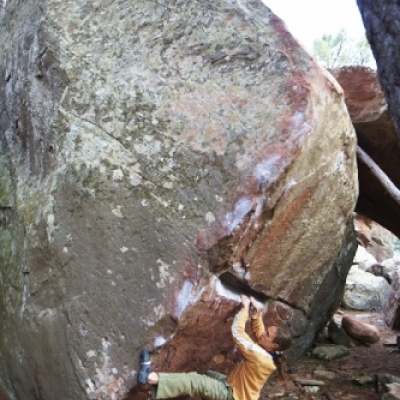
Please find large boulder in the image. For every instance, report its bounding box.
[343,266,390,311]
[331,67,400,239]
[330,66,386,125]
[0,1,358,399]
[341,314,381,344]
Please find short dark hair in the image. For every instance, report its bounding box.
[273,325,292,351]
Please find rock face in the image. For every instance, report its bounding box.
[0,1,358,400]
[375,374,400,399]
[381,258,400,282]
[382,383,400,400]
[328,319,353,348]
[385,271,400,330]
[331,67,400,239]
[0,2,5,20]
[353,244,378,270]
[343,266,390,312]
[330,67,386,125]
[353,214,393,262]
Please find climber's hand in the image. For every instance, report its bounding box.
[241,295,250,311]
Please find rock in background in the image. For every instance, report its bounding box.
[385,270,400,330]
[354,213,394,262]
[342,216,396,315]
[381,258,400,282]
[353,8,400,339]
[0,1,358,399]
[353,244,379,271]
[341,314,381,344]
[343,266,390,312]
[331,66,400,239]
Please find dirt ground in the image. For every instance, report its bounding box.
[261,310,400,400]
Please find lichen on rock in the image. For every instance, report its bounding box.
[0,1,358,399]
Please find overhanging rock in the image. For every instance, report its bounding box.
[0,1,358,399]
[331,66,400,238]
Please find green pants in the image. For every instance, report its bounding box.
[151,370,234,400]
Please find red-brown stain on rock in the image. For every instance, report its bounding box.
[247,183,319,289]
[152,299,238,374]
[0,387,11,400]
[331,66,385,122]
[269,13,300,52]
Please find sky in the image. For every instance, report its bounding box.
[262,0,367,53]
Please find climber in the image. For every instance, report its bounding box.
[137,294,292,400]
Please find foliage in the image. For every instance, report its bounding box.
[312,29,374,68]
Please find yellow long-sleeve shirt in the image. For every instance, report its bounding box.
[227,307,276,400]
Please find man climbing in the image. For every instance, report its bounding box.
[137,295,292,400]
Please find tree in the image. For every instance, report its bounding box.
[312,28,374,68]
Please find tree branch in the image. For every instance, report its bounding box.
[357,145,400,206]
